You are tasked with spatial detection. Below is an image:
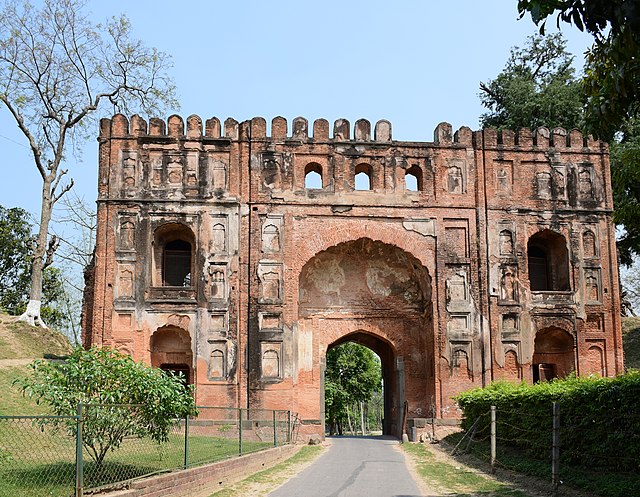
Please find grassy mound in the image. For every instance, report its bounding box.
[0,312,72,415]
[0,312,72,360]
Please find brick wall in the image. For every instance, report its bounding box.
[84,115,624,438]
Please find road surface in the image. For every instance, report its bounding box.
[268,436,424,497]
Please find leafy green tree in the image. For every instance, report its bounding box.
[0,205,66,328]
[517,0,640,141]
[325,342,382,436]
[517,1,640,264]
[0,0,177,327]
[16,346,196,467]
[611,117,640,265]
[479,33,583,130]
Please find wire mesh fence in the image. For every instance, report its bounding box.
[0,415,77,497]
[450,403,640,497]
[0,404,292,496]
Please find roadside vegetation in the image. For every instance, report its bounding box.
[453,373,640,497]
[622,316,640,369]
[403,442,529,497]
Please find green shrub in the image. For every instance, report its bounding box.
[454,371,640,471]
[15,346,197,468]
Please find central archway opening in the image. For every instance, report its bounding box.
[325,334,392,436]
[299,237,434,440]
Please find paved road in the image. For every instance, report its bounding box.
[268,436,424,497]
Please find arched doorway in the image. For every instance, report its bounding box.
[151,325,193,385]
[532,327,575,381]
[326,332,396,436]
[298,238,434,439]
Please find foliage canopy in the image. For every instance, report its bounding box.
[16,346,196,466]
[324,342,382,435]
[517,0,640,141]
[0,205,65,327]
[479,33,583,131]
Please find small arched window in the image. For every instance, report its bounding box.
[405,165,422,192]
[527,230,570,291]
[153,223,195,288]
[164,239,192,286]
[304,163,323,189]
[355,164,372,191]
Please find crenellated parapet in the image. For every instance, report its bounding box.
[100,114,607,151]
[477,126,604,150]
[98,114,611,213]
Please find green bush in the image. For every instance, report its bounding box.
[15,346,197,468]
[454,371,640,471]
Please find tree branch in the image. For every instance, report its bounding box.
[52,176,74,206]
[0,95,46,179]
[43,235,59,269]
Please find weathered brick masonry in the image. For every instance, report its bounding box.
[83,114,624,439]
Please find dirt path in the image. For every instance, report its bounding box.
[180,444,324,497]
[0,358,33,368]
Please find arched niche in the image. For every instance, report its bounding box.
[150,325,194,385]
[298,238,435,438]
[532,327,575,381]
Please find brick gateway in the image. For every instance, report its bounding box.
[83,115,624,439]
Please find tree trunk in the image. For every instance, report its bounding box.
[18,177,53,328]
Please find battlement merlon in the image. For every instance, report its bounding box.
[98,114,608,152]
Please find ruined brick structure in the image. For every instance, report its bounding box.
[83,114,624,439]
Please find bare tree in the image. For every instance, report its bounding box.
[0,0,177,326]
[50,192,97,342]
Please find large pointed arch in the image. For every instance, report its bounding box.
[296,237,435,438]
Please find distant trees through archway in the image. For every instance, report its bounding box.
[324,341,382,436]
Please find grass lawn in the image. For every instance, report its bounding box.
[0,365,52,415]
[0,417,278,497]
[0,313,71,361]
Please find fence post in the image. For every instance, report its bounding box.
[287,411,291,443]
[273,410,277,447]
[184,415,190,469]
[552,402,560,497]
[75,403,83,497]
[238,408,243,456]
[490,406,496,474]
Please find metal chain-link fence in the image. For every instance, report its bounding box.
[0,404,292,497]
[449,403,640,497]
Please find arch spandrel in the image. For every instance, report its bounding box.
[298,237,431,319]
[290,220,436,279]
